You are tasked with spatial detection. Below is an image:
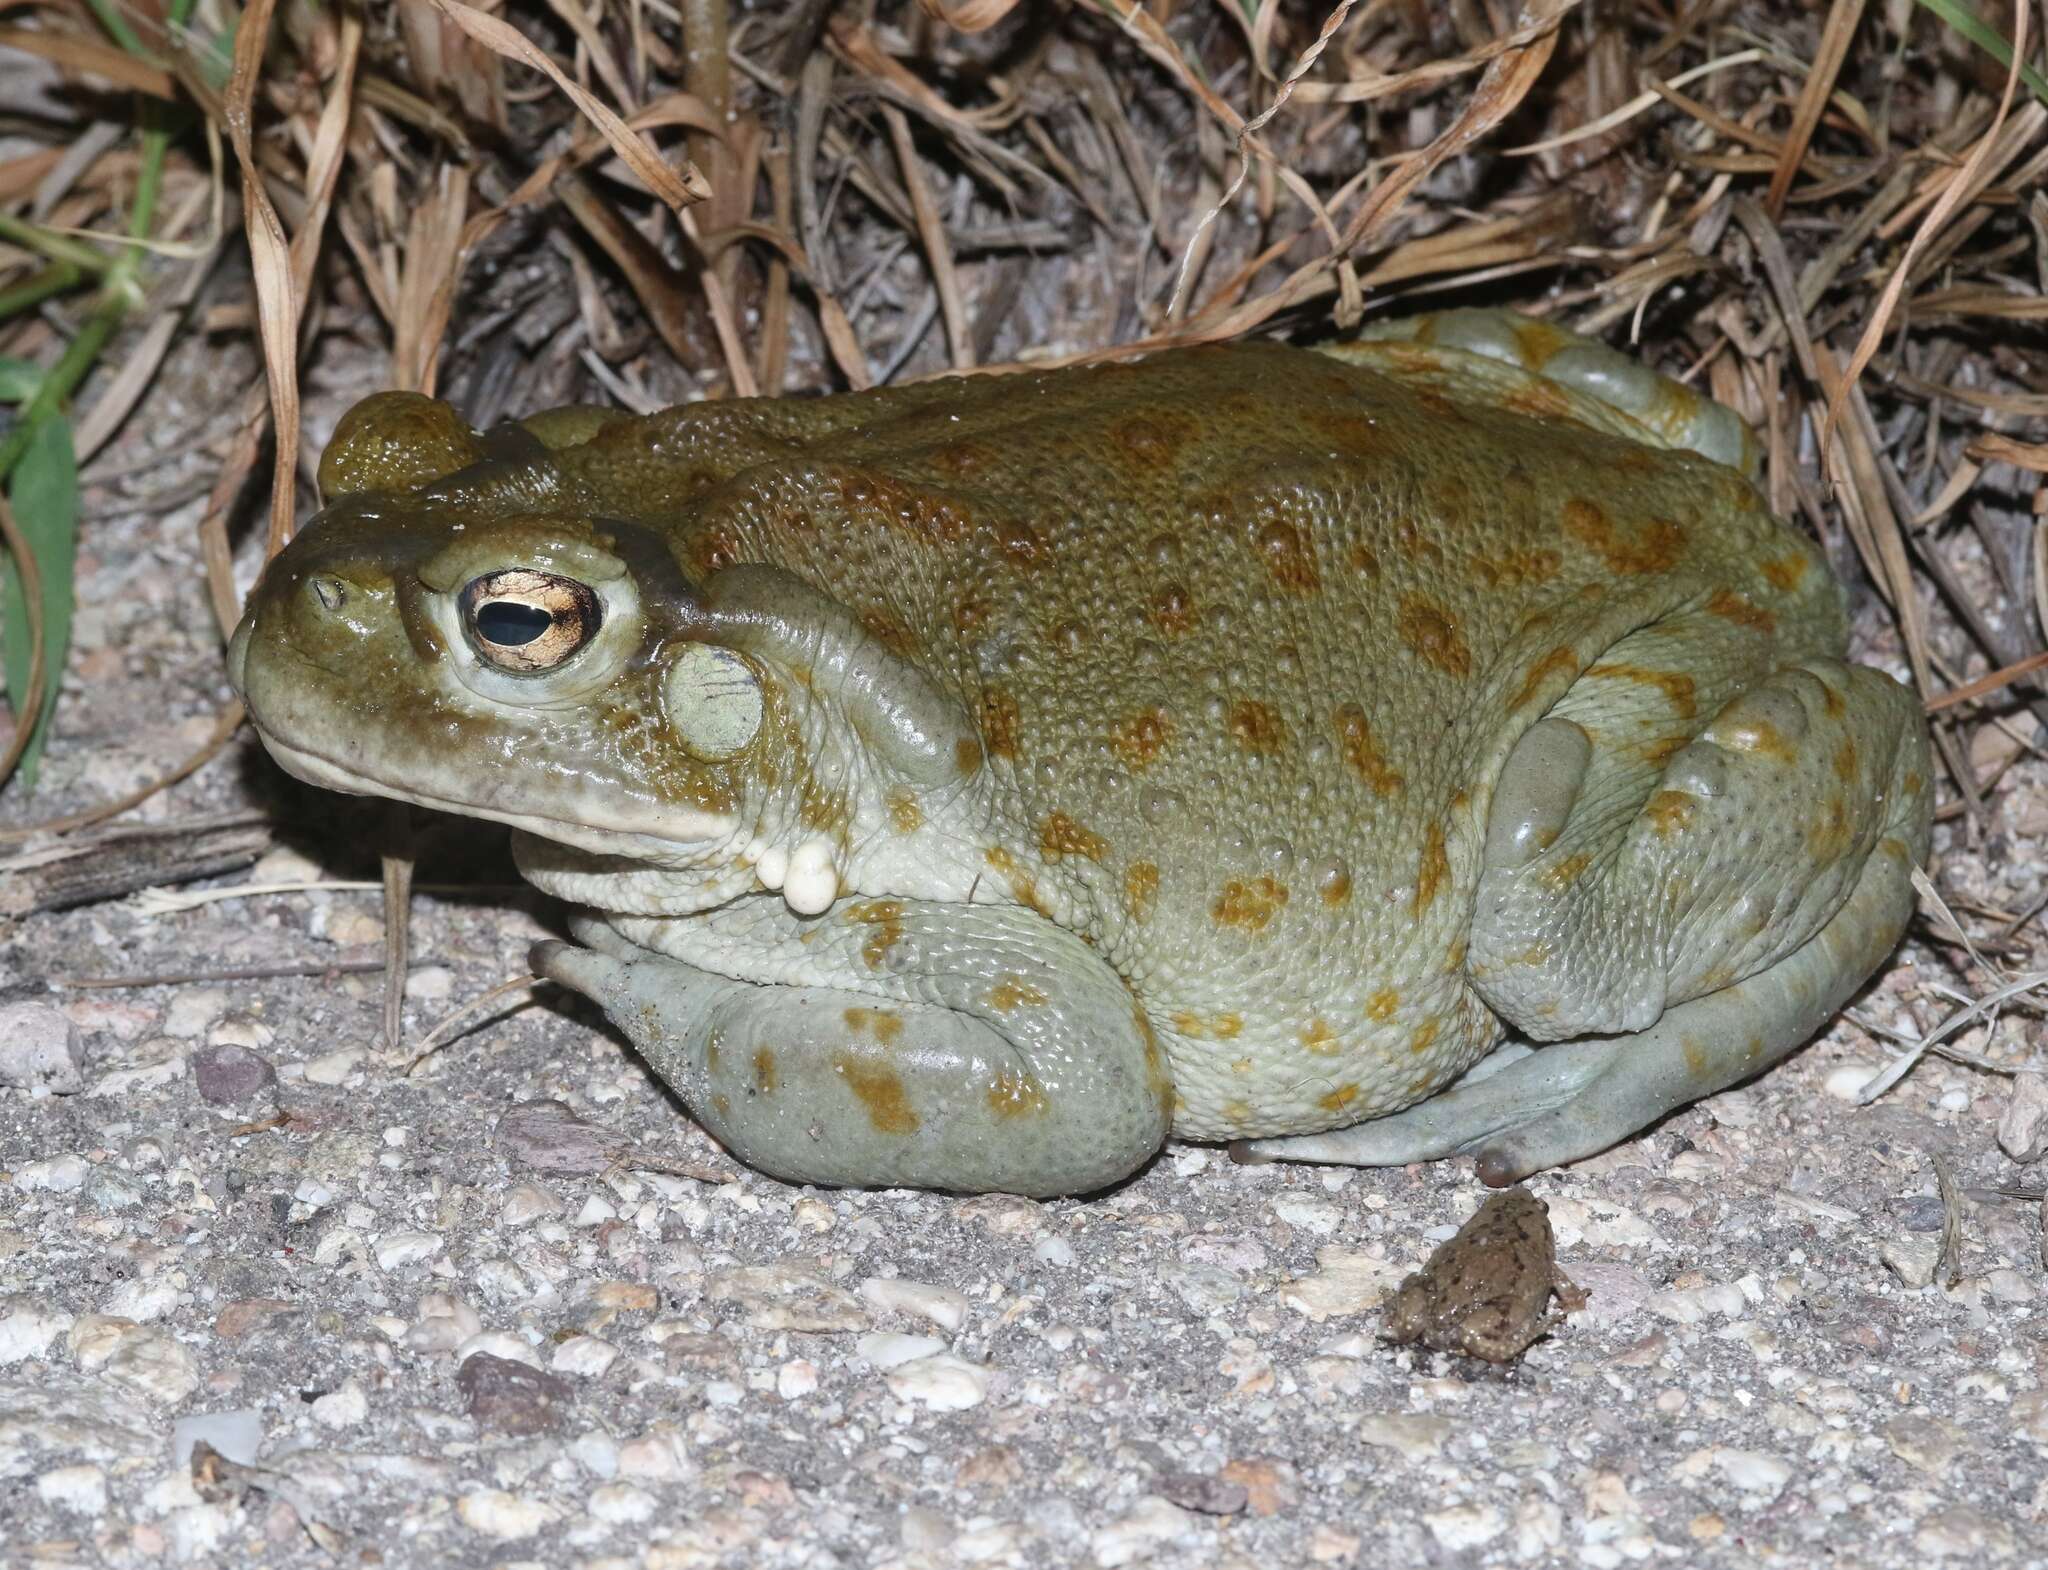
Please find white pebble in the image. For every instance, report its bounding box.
[570,1430,620,1479]
[17,1154,87,1193]
[1272,1196,1342,1235]
[406,1294,482,1352]
[886,1353,988,1411]
[1091,1497,1199,1567]
[859,1277,970,1331]
[572,1195,618,1228]
[0,1300,75,1364]
[310,1380,368,1428]
[36,1464,107,1514]
[1715,1447,1793,1497]
[0,1002,85,1093]
[551,1336,619,1378]
[403,965,453,1001]
[858,1332,946,1370]
[374,1231,443,1270]
[1823,1063,1881,1101]
[1426,1504,1504,1550]
[776,1359,819,1399]
[588,1482,657,1525]
[101,1279,182,1322]
[457,1330,540,1368]
[457,1490,560,1540]
[162,989,227,1041]
[501,1184,563,1225]
[301,1049,365,1086]
[1033,1236,1076,1267]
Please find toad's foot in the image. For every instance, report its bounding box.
[1245,658,1930,1184]
[535,897,1173,1196]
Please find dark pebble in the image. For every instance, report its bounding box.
[456,1351,574,1435]
[190,1042,277,1105]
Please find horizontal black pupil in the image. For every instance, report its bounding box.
[477,600,553,646]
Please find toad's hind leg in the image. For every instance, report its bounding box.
[534,899,1173,1197]
[1244,658,1930,1184]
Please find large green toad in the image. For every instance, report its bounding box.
[229,310,1931,1197]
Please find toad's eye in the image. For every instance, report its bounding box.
[459,569,602,673]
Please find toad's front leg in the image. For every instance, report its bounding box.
[535,898,1174,1196]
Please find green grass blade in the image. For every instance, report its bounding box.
[1,413,80,792]
[1912,0,2048,109]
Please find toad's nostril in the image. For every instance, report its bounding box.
[308,576,347,613]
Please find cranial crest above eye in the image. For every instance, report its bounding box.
[320,391,488,498]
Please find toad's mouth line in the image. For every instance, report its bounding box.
[251,729,739,863]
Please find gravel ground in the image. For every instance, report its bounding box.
[3,356,2046,1570]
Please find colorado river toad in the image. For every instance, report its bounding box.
[228,310,1932,1197]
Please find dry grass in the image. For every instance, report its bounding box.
[0,0,2044,1064]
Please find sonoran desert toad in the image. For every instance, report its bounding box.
[228,310,1932,1197]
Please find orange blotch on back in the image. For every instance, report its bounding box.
[997,517,1047,566]
[1509,645,1579,711]
[1301,1019,1342,1056]
[1255,518,1320,592]
[1706,586,1776,634]
[1150,582,1196,636]
[833,1049,920,1134]
[979,687,1021,760]
[986,1069,1050,1119]
[1125,861,1160,924]
[1211,875,1290,933]
[1542,850,1593,890]
[860,605,921,658]
[1110,706,1175,769]
[1586,661,1698,720]
[1720,716,1797,763]
[1397,595,1472,678]
[1560,497,1685,575]
[842,1006,906,1046]
[1317,1083,1362,1113]
[831,469,972,542]
[1333,702,1404,795]
[843,900,907,969]
[1228,700,1287,755]
[1832,738,1859,782]
[1643,790,1698,839]
[1110,411,1196,470]
[886,787,924,834]
[1040,811,1111,863]
[1758,552,1811,592]
[1408,1018,1440,1055]
[987,976,1050,1012]
[1473,547,1564,589]
[1413,823,1449,916]
[1171,1010,1245,1040]
[1365,987,1401,1022]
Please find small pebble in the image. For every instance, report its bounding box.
[0,1002,85,1093]
[550,1336,619,1378]
[496,1099,621,1175]
[588,1483,656,1525]
[1997,1071,2048,1162]
[309,1379,368,1429]
[35,1464,108,1514]
[456,1490,559,1540]
[857,1277,969,1331]
[886,1353,989,1411]
[17,1154,87,1193]
[373,1231,443,1270]
[857,1332,945,1370]
[301,1048,365,1086]
[162,989,227,1041]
